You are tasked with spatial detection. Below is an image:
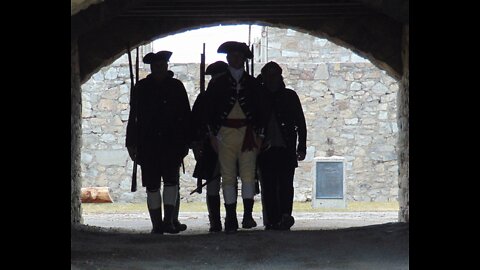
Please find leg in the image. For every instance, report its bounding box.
[277,150,296,230]
[238,148,258,229]
[172,166,187,232]
[142,165,163,234]
[206,174,222,232]
[222,178,238,233]
[173,185,187,231]
[258,167,269,227]
[162,167,180,234]
[279,166,295,217]
[217,127,242,233]
[258,150,281,229]
[146,188,163,234]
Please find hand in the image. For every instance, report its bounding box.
[127,146,137,161]
[209,135,218,153]
[296,151,306,161]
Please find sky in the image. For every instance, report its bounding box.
[153,24,263,63]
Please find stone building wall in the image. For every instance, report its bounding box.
[72,38,83,223]
[81,27,399,204]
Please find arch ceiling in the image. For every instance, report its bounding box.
[71,0,408,84]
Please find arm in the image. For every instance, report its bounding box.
[202,80,219,152]
[292,92,307,160]
[178,81,193,156]
[251,78,267,139]
[126,83,139,159]
[254,84,267,150]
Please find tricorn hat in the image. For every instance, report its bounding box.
[143,51,172,64]
[217,41,253,59]
[205,61,229,75]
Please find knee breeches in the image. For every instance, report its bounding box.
[217,126,257,187]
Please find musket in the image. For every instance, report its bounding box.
[247,25,251,75]
[250,44,260,194]
[194,43,206,194]
[190,177,216,195]
[127,43,138,192]
[250,44,254,76]
[135,47,139,84]
[200,43,205,93]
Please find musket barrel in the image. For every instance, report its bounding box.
[251,45,254,76]
[135,47,139,83]
[127,44,138,192]
[200,43,205,93]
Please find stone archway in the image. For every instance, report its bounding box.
[71,0,408,224]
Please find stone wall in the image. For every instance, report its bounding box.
[81,27,399,204]
[398,25,409,222]
[72,39,83,223]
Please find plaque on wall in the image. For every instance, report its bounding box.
[315,160,344,199]
[312,157,346,208]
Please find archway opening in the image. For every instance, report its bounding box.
[79,23,400,232]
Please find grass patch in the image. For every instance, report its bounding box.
[82,201,399,214]
[294,201,399,212]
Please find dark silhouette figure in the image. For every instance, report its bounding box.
[192,60,229,232]
[202,42,265,234]
[257,61,307,231]
[126,51,192,234]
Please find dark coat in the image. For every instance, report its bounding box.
[202,71,266,136]
[191,90,219,181]
[126,74,192,169]
[259,85,307,168]
[192,71,265,181]
[191,91,208,143]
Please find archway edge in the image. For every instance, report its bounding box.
[76,15,402,84]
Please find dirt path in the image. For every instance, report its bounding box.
[72,211,408,269]
[81,211,399,233]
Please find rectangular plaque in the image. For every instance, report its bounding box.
[315,161,344,199]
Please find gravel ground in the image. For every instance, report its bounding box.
[82,211,399,233]
[72,210,408,269]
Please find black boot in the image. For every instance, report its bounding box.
[207,195,222,232]
[173,220,187,232]
[173,195,187,232]
[163,205,180,234]
[278,214,295,231]
[242,199,257,229]
[224,203,238,234]
[148,208,163,234]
